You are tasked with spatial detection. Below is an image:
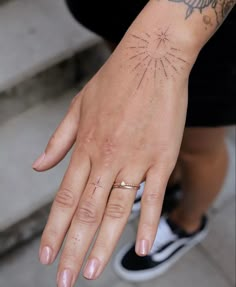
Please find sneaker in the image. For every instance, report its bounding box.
[129,183,182,221]
[114,215,208,282]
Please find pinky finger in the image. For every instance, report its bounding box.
[136,168,168,256]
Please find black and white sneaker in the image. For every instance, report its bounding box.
[114,215,208,282]
[129,183,182,221]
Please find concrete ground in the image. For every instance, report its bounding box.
[0,130,235,287]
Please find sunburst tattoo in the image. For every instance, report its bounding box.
[126,27,189,90]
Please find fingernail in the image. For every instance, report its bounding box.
[136,240,149,256]
[32,152,45,169]
[58,269,73,287]
[83,258,100,280]
[39,246,52,265]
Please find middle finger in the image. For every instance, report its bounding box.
[57,163,117,287]
[83,166,146,280]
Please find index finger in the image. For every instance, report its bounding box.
[39,146,90,265]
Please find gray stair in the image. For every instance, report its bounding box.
[0,0,109,125]
[0,88,75,254]
[0,0,110,255]
[0,0,97,92]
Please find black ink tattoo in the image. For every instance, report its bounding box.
[127,28,189,89]
[169,0,217,19]
[214,0,236,24]
[91,177,103,195]
[131,34,149,43]
[167,0,235,27]
[72,236,80,243]
[137,58,152,89]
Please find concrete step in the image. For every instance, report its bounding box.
[0,209,234,287]
[0,38,112,254]
[0,0,107,124]
[0,0,113,256]
[0,87,79,255]
[0,224,136,287]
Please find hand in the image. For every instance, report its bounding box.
[33,21,191,287]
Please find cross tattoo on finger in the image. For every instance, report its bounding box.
[90,177,103,195]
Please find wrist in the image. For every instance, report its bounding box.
[123,0,218,66]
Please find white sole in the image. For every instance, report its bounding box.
[113,228,208,282]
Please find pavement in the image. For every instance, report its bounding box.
[0,129,235,287]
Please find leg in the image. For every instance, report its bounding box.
[170,127,229,233]
[167,164,181,186]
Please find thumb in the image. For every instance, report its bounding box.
[32,94,82,171]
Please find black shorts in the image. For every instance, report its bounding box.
[65,0,236,127]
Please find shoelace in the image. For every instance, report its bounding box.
[149,217,177,255]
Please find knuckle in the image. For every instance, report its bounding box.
[158,155,177,172]
[79,130,95,148]
[165,152,178,169]
[84,132,95,144]
[152,157,176,178]
[54,188,75,209]
[99,137,119,166]
[41,227,58,244]
[75,200,99,224]
[94,238,108,250]
[165,157,177,171]
[154,144,178,172]
[102,137,117,155]
[61,252,77,264]
[142,191,163,206]
[141,222,157,233]
[105,201,126,220]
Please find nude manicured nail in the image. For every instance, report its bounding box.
[83,258,100,280]
[58,269,73,287]
[32,152,45,169]
[40,246,52,265]
[136,240,149,256]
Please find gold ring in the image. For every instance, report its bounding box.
[112,181,140,190]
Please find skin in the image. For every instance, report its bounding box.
[32,0,235,286]
[170,127,228,232]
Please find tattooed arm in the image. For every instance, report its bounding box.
[169,0,235,25]
[112,0,235,91]
[125,0,235,64]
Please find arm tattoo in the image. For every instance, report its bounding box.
[214,0,235,24]
[169,0,218,19]
[167,0,235,26]
[127,27,189,89]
